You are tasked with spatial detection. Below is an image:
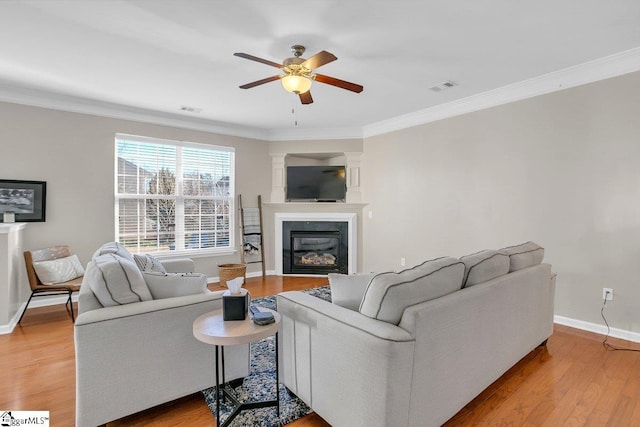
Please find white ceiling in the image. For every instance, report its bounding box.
[1,0,639,140]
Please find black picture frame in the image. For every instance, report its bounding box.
[0,179,47,222]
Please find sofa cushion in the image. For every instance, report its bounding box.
[329,273,375,311]
[460,250,510,288]
[359,257,464,324]
[33,254,85,285]
[92,241,135,263]
[134,254,167,273]
[143,272,208,299]
[86,254,153,306]
[501,241,544,272]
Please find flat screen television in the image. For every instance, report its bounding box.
[286,166,347,202]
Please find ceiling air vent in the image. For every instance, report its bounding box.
[429,81,458,92]
[180,106,203,113]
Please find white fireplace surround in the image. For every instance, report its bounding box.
[275,212,357,276]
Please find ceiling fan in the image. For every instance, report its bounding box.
[234,45,364,104]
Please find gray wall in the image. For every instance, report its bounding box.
[0,102,272,283]
[362,71,640,334]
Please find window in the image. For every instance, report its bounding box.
[115,134,234,255]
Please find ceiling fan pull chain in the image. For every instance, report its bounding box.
[291,100,298,127]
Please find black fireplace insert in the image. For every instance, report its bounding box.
[283,221,348,274]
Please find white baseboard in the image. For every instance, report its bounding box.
[29,294,79,308]
[554,315,640,344]
[0,310,20,335]
[0,294,79,335]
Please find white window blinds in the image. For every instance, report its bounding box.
[115,134,235,254]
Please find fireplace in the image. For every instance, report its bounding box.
[283,221,348,274]
[275,212,356,275]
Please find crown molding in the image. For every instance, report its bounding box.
[267,125,363,141]
[362,47,640,138]
[1,48,638,142]
[0,81,270,141]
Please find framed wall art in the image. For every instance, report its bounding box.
[0,179,47,222]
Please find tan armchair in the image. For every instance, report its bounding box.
[20,245,83,323]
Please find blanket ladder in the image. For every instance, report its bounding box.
[238,194,265,277]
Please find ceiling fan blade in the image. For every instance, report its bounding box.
[234,52,282,69]
[299,91,313,104]
[314,74,364,93]
[301,51,337,70]
[239,75,281,89]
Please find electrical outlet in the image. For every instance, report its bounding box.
[603,288,613,301]
[400,258,406,266]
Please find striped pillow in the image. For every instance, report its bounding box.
[86,254,152,307]
[92,242,135,263]
[134,254,167,273]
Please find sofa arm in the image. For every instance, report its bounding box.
[276,291,415,427]
[75,290,225,325]
[277,291,413,342]
[160,257,195,273]
[74,289,248,426]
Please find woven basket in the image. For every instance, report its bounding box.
[218,263,247,287]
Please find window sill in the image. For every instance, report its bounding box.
[151,248,238,260]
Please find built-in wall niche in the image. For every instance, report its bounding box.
[286,154,347,202]
[270,151,363,204]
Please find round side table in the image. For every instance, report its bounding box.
[193,307,281,427]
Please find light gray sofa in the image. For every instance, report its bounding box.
[276,242,555,427]
[74,242,250,427]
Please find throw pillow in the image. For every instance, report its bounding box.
[91,241,135,263]
[460,249,510,288]
[501,241,544,272]
[86,254,152,307]
[359,257,464,325]
[134,254,167,273]
[32,254,85,285]
[143,272,208,299]
[328,273,375,311]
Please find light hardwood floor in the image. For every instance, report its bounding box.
[2,275,639,426]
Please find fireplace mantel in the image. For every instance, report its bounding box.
[275,212,357,276]
[264,202,367,208]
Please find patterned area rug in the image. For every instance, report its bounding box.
[202,285,331,426]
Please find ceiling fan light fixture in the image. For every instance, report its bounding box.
[235,45,363,104]
[281,74,312,94]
